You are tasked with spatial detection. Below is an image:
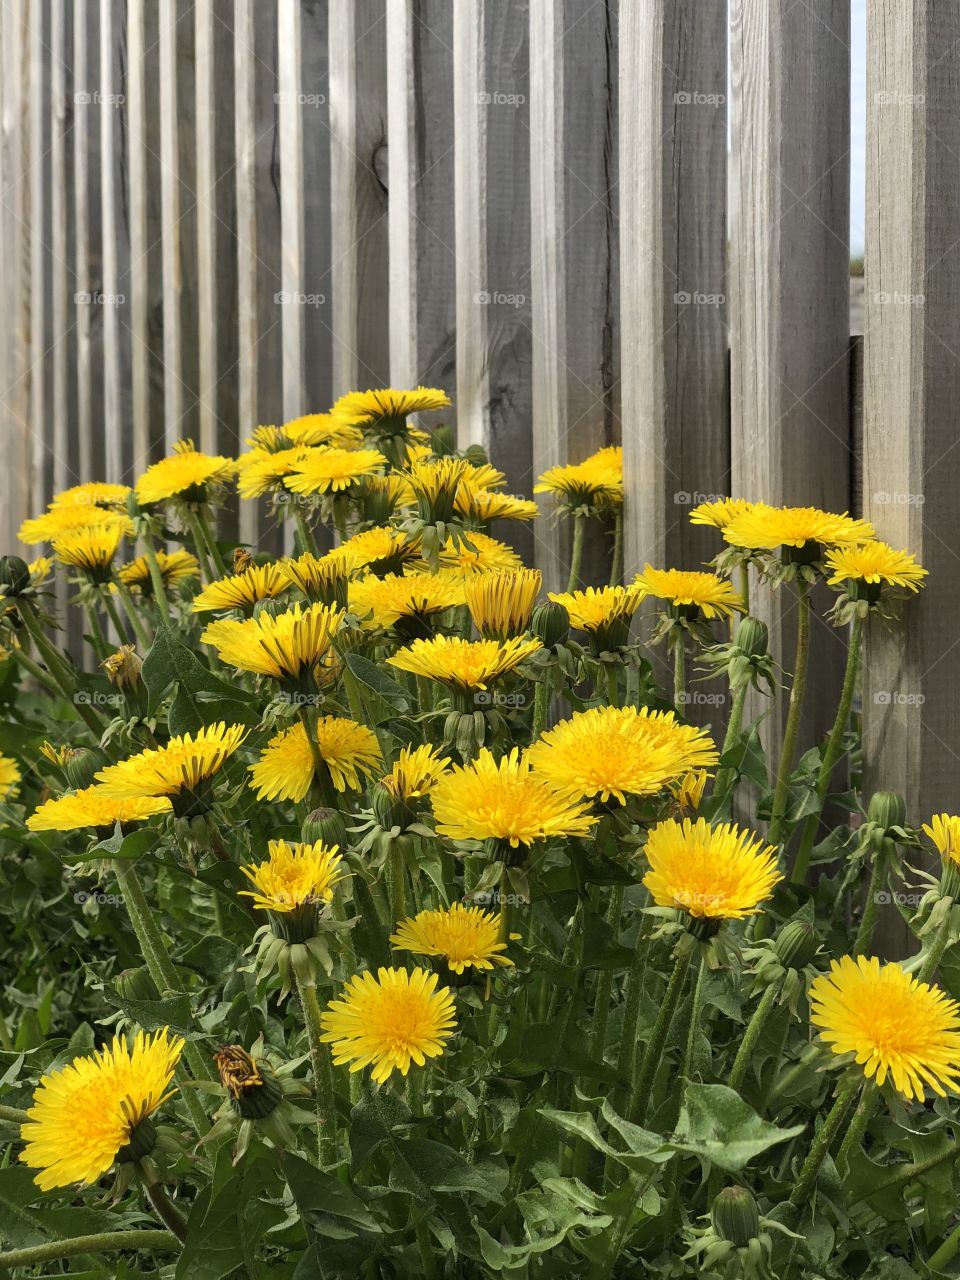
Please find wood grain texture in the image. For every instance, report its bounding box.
[386,0,456,394]
[28,0,48,513]
[277,0,305,423]
[862,0,960,826]
[233,0,259,545]
[453,0,533,561]
[621,0,727,579]
[300,0,333,416]
[158,0,183,448]
[530,0,619,590]
[729,0,852,747]
[329,0,389,395]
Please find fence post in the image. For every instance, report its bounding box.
[329,0,389,396]
[529,0,619,591]
[386,0,456,394]
[729,0,851,750]
[863,3,960,846]
[277,0,305,427]
[620,0,727,586]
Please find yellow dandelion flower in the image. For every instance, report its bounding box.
[642,817,782,921]
[923,814,960,867]
[0,754,22,799]
[534,448,623,507]
[548,584,644,633]
[52,522,126,580]
[387,634,542,692]
[465,567,542,639]
[349,571,464,634]
[381,744,451,800]
[810,956,960,1101]
[200,601,344,681]
[278,551,350,604]
[26,787,171,832]
[19,1028,184,1190]
[245,425,289,451]
[361,471,416,516]
[406,458,470,521]
[527,706,719,805]
[39,742,78,769]
[689,496,754,530]
[239,839,345,913]
[391,902,513,973]
[135,440,236,506]
[431,747,596,847]
[455,483,540,524]
[236,445,325,499]
[248,717,381,802]
[672,769,708,813]
[330,386,451,431]
[722,503,875,552]
[282,412,364,448]
[633,566,745,620]
[437,531,523,578]
[824,541,928,593]
[51,482,131,510]
[191,562,288,614]
[332,525,421,576]
[320,966,457,1083]
[18,505,133,546]
[118,549,199,594]
[28,555,54,584]
[94,722,248,813]
[283,447,387,496]
[456,460,506,491]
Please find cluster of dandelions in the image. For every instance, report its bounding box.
[0,383,951,1277]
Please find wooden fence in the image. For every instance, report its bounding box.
[0,0,958,821]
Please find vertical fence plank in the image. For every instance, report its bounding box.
[99,0,123,482]
[729,0,852,746]
[863,2,960,828]
[620,0,727,582]
[127,0,151,474]
[453,0,533,560]
[329,0,389,395]
[233,0,259,545]
[530,0,619,589]
[1,0,33,551]
[28,0,48,514]
[277,0,305,424]
[73,1,100,483]
[158,0,183,449]
[386,0,456,392]
[300,3,333,416]
[195,0,218,456]
[51,1,74,501]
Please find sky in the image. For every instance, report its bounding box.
[851,0,866,254]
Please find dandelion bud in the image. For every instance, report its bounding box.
[114,965,159,1003]
[233,546,254,574]
[0,555,31,596]
[711,1186,760,1247]
[301,806,348,848]
[734,616,768,659]
[867,790,907,833]
[102,644,143,691]
[430,425,456,456]
[463,443,489,468]
[773,920,819,971]
[531,600,570,649]
[372,781,405,830]
[65,746,107,791]
[214,1045,283,1120]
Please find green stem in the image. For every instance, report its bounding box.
[15,603,105,736]
[609,511,623,587]
[928,1223,960,1273]
[789,1074,860,1207]
[768,579,811,846]
[739,563,750,615]
[186,511,216,582]
[82,597,111,658]
[673,639,686,710]
[141,538,173,625]
[681,952,707,1087]
[415,1217,437,1280]
[293,504,320,556]
[298,706,336,806]
[853,851,887,956]
[711,680,749,806]
[531,680,548,742]
[100,588,134,650]
[142,1176,188,1243]
[589,886,625,1060]
[918,910,953,984]
[605,664,619,708]
[791,615,863,884]
[0,1232,178,1268]
[192,506,228,577]
[728,979,780,1093]
[113,579,152,649]
[850,1140,960,1207]
[567,513,585,593]
[295,972,337,1167]
[615,905,652,1084]
[835,1080,876,1175]
[628,948,692,1123]
[387,842,408,926]
[0,1103,28,1124]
